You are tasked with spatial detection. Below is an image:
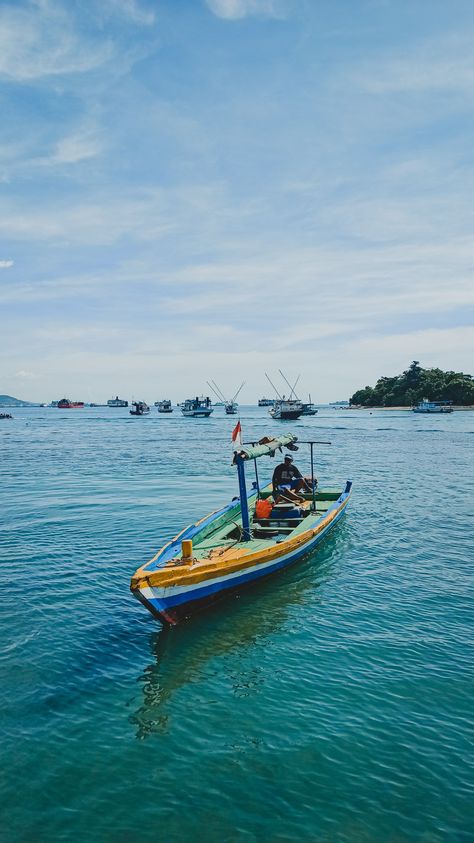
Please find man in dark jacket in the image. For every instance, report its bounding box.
[272,455,312,502]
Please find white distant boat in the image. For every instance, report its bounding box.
[265,371,314,420]
[108,396,128,407]
[412,399,453,414]
[270,398,304,420]
[181,396,213,417]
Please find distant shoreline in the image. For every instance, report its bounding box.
[348,405,474,411]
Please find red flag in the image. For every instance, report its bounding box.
[231,420,242,447]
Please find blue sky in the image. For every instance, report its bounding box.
[1,0,473,403]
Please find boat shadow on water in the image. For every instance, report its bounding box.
[130,527,350,740]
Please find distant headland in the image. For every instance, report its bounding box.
[0,394,39,407]
[350,361,474,408]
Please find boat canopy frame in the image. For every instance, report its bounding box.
[233,434,331,541]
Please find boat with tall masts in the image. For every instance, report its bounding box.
[265,372,304,420]
[270,398,304,420]
[206,379,245,415]
[278,371,318,417]
[130,430,352,625]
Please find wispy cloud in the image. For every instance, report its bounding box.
[205,0,285,20]
[0,190,174,245]
[0,0,113,81]
[49,128,103,165]
[103,0,156,26]
[355,36,474,95]
[2,1,473,401]
[12,369,35,379]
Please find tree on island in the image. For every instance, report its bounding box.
[350,361,474,407]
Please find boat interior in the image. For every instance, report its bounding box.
[169,486,343,563]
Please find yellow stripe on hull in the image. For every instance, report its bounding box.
[131,496,349,591]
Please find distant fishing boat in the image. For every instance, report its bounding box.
[270,398,304,420]
[108,396,128,407]
[206,379,245,415]
[156,399,173,413]
[181,397,213,417]
[301,395,318,416]
[130,401,150,416]
[57,398,84,409]
[258,397,274,406]
[0,413,13,419]
[412,399,454,414]
[265,371,316,420]
[131,432,352,625]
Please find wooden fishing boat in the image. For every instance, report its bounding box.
[131,433,352,625]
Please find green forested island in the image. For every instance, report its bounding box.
[350,362,474,407]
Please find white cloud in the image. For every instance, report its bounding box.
[0,0,113,81]
[13,370,35,379]
[104,0,155,26]
[52,128,103,165]
[0,192,172,245]
[0,259,14,268]
[355,37,474,95]
[0,184,229,245]
[206,0,284,20]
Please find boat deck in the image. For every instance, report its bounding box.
[172,488,342,563]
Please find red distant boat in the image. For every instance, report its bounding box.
[57,398,84,409]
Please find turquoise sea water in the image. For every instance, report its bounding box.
[1,405,473,843]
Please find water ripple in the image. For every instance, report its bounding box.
[1,406,473,842]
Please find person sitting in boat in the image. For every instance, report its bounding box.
[272,455,312,502]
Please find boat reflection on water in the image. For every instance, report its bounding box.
[130,538,345,739]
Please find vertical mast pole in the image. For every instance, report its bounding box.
[253,458,260,498]
[310,442,316,512]
[236,455,251,541]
